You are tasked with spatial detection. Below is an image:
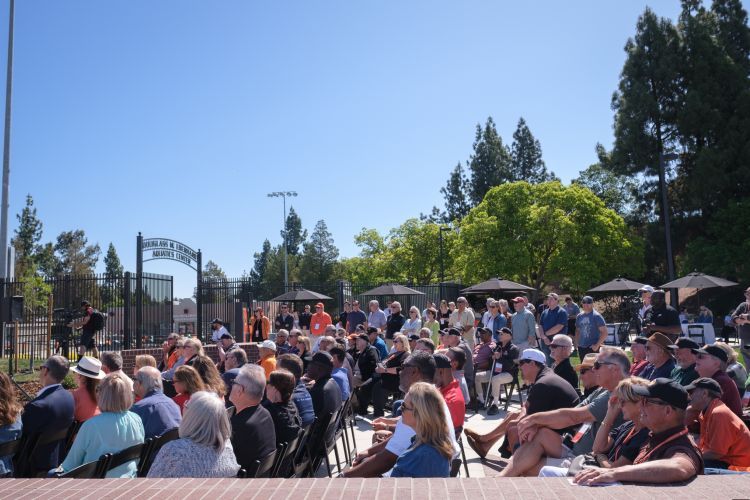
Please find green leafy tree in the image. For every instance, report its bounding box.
[466,117,513,206]
[572,154,639,219]
[54,230,100,275]
[284,206,307,256]
[200,260,229,303]
[11,194,43,276]
[509,118,555,183]
[440,162,470,222]
[35,242,58,279]
[456,181,644,300]
[299,220,340,287]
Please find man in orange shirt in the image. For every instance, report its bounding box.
[258,340,277,380]
[310,302,332,349]
[686,377,750,469]
[433,352,465,430]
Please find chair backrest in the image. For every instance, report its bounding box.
[139,428,179,477]
[14,425,71,477]
[54,454,110,479]
[105,442,145,473]
[249,449,277,478]
[274,428,304,478]
[269,443,287,478]
[449,458,462,477]
[136,438,154,477]
[64,421,83,455]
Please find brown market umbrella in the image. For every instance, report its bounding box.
[460,277,534,294]
[660,272,738,290]
[588,277,647,293]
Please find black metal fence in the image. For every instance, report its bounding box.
[0,272,173,367]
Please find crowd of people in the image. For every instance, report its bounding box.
[1,287,750,483]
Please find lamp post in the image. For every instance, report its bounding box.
[0,0,15,280]
[267,191,297,291]
[659,152,679,307]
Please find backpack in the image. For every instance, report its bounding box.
[89,309,106,331]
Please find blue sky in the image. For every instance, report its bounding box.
[0,1,683,297]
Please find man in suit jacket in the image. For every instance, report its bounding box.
[21,355,75,476]
[228,364,276,470]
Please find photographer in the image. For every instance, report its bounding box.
[474,327,519,415]
[67,300,103,360]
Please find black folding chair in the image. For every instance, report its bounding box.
[455,428,470,478]
[247,449,277,478]
[138,428,179,477]
[273,428,303,478]
[64,421,83,455]
[236,468,247,478]
[318,406,345,477]
[269,443,287,478]
[53,454,110,479]
[103,442,146,477]
[449,458,462,477]
[14,425,71,478]
[289,418,318,478]
[0,437,21,478]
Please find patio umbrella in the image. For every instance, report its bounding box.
[360,284,425,296]
[660,272,738,289]
[588,277,647,293]
[271,289,333,302]
[460,277,534,294]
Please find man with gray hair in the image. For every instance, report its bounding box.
[449,296,476,348]
[229,364,276,471]
[367,300,387,332]
[132,366,182,438]
[101,351,134,393]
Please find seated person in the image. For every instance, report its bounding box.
[69,356,104,422]
[445,346,470,403]
[575,353,600,398]
[131,366,182,439]
[147,391,239,478]
[464,348,580,459]
[20,355,74,477]
[100,352,134,393]
[499,347,630,477]
[574,378,703,485]
[670,338,699,386]
[693,344,743,416]
[685,377,750,469]
[330,347,351,402]
[549,334,578,393]
[229,364,276,470]
[414,338,436,354]
[350,333,379,415]
[640,333,676,381]
[57,373,145,478]
[0,372,22,477]
[306,352,343,418]
[539,377,651,476]
[172,365,205,414]
[628,338,649,377]
[262,369,302,447]
[371,334,410,417]
[433,353,465,430]
[714,342,748,395]
[276,354,315,428]
[390,382,452,478]
[221,349,247,404]
[475,327,519,415]
[258,340,277,380]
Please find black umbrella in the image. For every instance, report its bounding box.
[360,284,425,296]
[271,289,333,302]
[460,277,534,294]
[588,277,647,293]
[660,272,738,289]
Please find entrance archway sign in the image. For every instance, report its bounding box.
[137,233,204,344]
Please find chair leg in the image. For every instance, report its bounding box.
[458,435,469,478]
[324,450,333,478]
[348,416,358,460]
[333,442,343,474]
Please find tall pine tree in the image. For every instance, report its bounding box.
[440,162,470,222]
[284,206,307,256]
[299,220,339,286]
[467,117,512,206]
[249,239,272,298]
[11,194,43,276]
[509,117,555,183]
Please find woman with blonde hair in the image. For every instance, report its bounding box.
[182,337,204,368]
[147,391,239,478]
[402,306,422,336]
[57,373,145,477]
[390,382,452,477]
[134,354,157,375]
[172,365,206,414]
[371,333,411,418]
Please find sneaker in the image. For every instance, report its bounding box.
[487,404,499,416]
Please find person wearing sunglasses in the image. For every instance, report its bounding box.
[731,287,750,367]
[575,353,600,399]
[500,347,630,477]
[641,332,676,381]
[669,338,700,387]
[574,378,702,486]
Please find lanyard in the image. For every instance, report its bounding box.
[634,428,689,464]
[612,425,642,462]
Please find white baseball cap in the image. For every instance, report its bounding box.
[638,285,655,293]
[260,340,277,351]
[519,348,546,364]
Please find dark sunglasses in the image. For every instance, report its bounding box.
[519,359,534,366]
[593,361,616,370]
[579,368,591,375]
[643,398,671,407]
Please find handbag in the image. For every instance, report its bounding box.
[566,453,600,476]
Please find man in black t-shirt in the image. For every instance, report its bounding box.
[274,303,294,332]
[67,300,101,360]
[643,290,681,342]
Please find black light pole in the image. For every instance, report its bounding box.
[267,191,297,291]
[659,152,679,307]
[0,0,15,280]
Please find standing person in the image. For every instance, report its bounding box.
[69,356,104,422]
[385,302,406,343]
[310,302,333,346]
[480,298,496,330]
[159,333,181,371]
[402,307,423,336]
[437,300,451,330]
[248,308,271,343]
[511,296,536,351]
[67,300,103,360]
[423,308,441,346]
[642,290,682,342]
[367,300,387,332]
[299,304,312,334]
[731,286,750,368]
[216,333,241,373]
[338,302,351,329]
[539,293,568,367]
[389,382,452,478]
[229,365,276,471]
[484,300,507,342]
[57,373,145,478]
[346,300,367,334]
[564,297,580,341]
[449,297,476,349]
[574,296,608,359]
[209,318,230,343]
[637,285,654,323]
[0,372,22,477]
[274,303,294,332]
[274,329,292,355]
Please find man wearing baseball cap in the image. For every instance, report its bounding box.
[501,347,630,477]
[685,377,750,469]
[510,296,536,350]
[669,338,700,386]
[465,348,579,459]
[574,378,702,485]
[642,290,682,342]
[693,344,743,416]
[637,285,654,322]
[257,340,277,380]
[310,302,332,339]
[210,318,229,343]
[539,293,569,367]
[629,337,650,377]
[641,333,676,381]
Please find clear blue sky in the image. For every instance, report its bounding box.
[0,1,682,297]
